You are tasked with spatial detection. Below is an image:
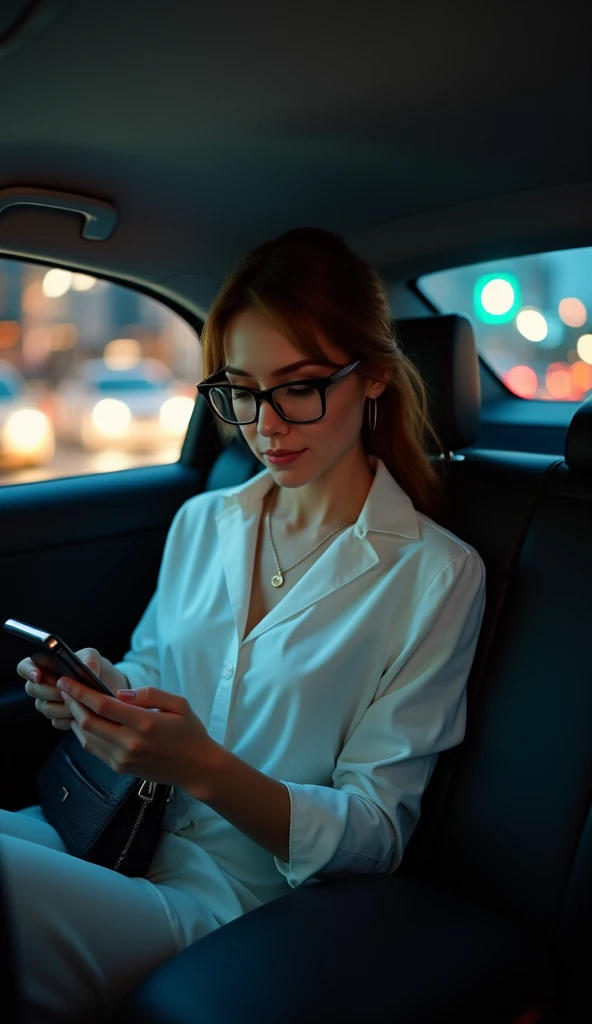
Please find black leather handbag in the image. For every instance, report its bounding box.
[37,730,174,877]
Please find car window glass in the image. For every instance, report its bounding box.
[418,246,592,401]
[0,258,202,485]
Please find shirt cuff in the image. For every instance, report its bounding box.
[273,781,396,889]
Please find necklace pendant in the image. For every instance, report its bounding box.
[271,573,284,588]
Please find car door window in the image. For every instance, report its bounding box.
[0,258,202,485]
[418,246,592,402]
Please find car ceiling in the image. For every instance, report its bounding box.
[0,0,591,319]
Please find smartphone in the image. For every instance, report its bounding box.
[3,618,114,697]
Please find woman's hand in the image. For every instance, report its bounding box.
[16,649,129,731]
[55,678,219,790]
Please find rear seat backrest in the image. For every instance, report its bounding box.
[398,317,592,954]
[394,315,562,708]
[205,432,259,489]
[422,404,592,942]
[397,318,591,1006]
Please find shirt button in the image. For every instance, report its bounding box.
[355,523,367,539]
[224,665,234,677]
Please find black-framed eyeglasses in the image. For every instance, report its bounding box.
[196,359,364,425]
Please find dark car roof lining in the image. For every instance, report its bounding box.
[0,1,591,318]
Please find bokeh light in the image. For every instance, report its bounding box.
[22,280,46,314]
[474,273,521,323]
[159,396,194,433]
[22,326,53,363]
[0,321,20,349]
[558,297,587,328]
[534,312,563,349]
[72,274,96,291]
[91,398,131,435]
[504,365,538,398]
[516,309,548,342]
[576,333,592,364]
[104,338,142,370]
[481,278,515,315]
[42,269,73,298]
[571,361,592,393]
[4,409,52,452]
[546,365,572,399]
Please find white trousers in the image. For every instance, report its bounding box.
[0,805,220,1024]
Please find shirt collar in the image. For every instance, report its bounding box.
[220,454,419,540]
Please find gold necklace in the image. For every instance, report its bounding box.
[265,491,358,588]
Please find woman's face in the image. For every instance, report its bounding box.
[223,309,385,483]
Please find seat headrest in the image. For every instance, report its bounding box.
[565,395,592,473]
[395,314,481,454]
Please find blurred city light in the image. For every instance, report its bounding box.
[558,297,587,328]
[22,326,53,363]
[474,273,521,323]
[0,321,20,349]
[576,333,592,364]
[538,312,564,348]
[72,274,96,291]
[159,395,194,433]
[504,365,538,398]
[91,450,140,472]
[571,361,592,392]
[51,323,78,350]
[104,338,142,370]
[42,269,73,298]
[546,366,572,399]
[91,398,131,435]
[516,309,548,342]
[481,279,514,314]
[22,280,47,314]
[5,409,52,452]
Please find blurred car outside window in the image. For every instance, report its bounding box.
[418,246,592,402]
[0,258,202,485]
[0,358,55,472]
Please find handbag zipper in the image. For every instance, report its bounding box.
[112,781,174,872]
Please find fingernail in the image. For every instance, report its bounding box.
[56,679,70,693]
[118,689,136,699]
[28,670,39,682]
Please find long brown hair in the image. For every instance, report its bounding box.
[200,227,445,521]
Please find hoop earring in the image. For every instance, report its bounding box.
[367,397,377,431]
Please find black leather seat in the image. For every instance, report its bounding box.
[103,316,589,1022]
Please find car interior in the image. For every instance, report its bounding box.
[0,2,591,1022]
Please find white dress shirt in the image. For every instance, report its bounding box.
[113,454,486,933]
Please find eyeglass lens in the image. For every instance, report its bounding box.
[210,384,322,423]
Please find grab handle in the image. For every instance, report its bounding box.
[0,186,117,240]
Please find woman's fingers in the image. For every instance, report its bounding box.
[52,719,73,731]
[34,697,73,717]
[23,678,74,725]
[24,680,62,701]
[17,657,44,682]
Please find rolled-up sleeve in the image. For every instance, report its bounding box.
[274,551,486,888]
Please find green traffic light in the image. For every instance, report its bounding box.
[473,273,521,323]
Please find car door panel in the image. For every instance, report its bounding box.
[0,461,207,804]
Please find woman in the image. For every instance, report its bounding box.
[6,227,486,1022]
